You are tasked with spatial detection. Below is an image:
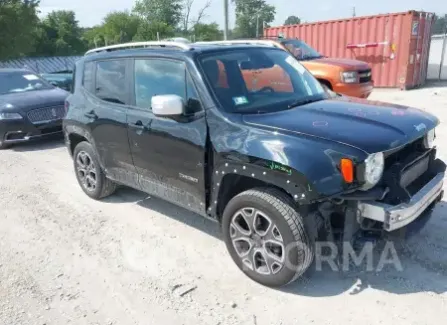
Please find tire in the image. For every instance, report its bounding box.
[73,141,116,200]
[0,138,11,150]
[222,188,314,287]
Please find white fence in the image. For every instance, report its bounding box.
[428,34,447,80]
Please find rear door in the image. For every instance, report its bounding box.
[127,57,207,214]
[82,59,138,186]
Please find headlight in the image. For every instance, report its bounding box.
[363,152,384,190]
[341,71,359,83]
[423,128,436,148]
[0,112,22,120]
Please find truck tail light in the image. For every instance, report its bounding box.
[340,158,354,183]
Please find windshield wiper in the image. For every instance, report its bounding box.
[288,97,324,109]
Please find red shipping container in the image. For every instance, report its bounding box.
[265,11,435,89]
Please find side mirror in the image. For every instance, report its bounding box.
[152,94,184,117]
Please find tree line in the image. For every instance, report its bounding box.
[0,0,445,61]
[0,0,281,60]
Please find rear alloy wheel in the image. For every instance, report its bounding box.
[222,188,314,287]
[73,141,116,199]
[76,150,98,193]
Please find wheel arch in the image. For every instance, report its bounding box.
[316,78,333,90]
[64,124,96,156]
[209,159,318,222]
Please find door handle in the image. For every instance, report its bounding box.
[84,111,98,119]
[131,120,146,130]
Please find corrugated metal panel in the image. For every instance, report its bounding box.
[0,56,81,74]
[265,11,434,89]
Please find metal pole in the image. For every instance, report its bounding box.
[412,13,422,87]
[256,14,259,38]
[223,0,229,40]
[440,35,447,81]
[157,32,160,41]
[439,16,447,80]
[420,13,432,82]
[419,13,432,85]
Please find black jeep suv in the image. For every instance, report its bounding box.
[64,41,445,287]
[0,69,69,149]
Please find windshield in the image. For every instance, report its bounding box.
[281,40,322,60]
[199,48,327,114]
[0,71,53,95]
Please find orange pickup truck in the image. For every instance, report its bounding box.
[203,38,373,98]
[279,38,373,98]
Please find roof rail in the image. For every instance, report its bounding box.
[195,40,280,48]
[85,41,191,55]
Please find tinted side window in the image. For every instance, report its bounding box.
[83,61,94,91]
[134,59,186,110]
[95,60,127,104]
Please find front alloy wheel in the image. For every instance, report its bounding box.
[222,188,314,287]
[230,208,285,275]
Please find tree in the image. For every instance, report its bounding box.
[101,11,141,44]
[181,0,211,33]
[284,15,300,26]
[432,14,447,35]
[233,0,276,38]
[34,10,86,56]
[192,22,222,41]
[0,0,40,60]
[82,26,107,49]
[133,20,175,40]
[133,0,183,28]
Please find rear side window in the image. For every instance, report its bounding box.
[95,60,127,104]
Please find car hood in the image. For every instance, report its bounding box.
[311,57,370,70]
[0,88,68,112]
[242,97,439,154]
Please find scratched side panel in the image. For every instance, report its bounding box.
[206,107,366,214]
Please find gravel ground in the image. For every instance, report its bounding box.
[1,83,447,325]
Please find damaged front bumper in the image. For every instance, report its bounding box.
[358,172,444,231]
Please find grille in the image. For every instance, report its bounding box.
[358,69,372,83]
[380,139,433,204]
[384,138,425,169]
[27,106,65,123]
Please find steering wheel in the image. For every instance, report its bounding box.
[256,86,275,93]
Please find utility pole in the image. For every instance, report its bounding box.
[256,14,259,38]
[352,7,356,17]
[223,0,229,40]
[439,14,447,80]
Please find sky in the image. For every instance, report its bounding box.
[38,0,445,28]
